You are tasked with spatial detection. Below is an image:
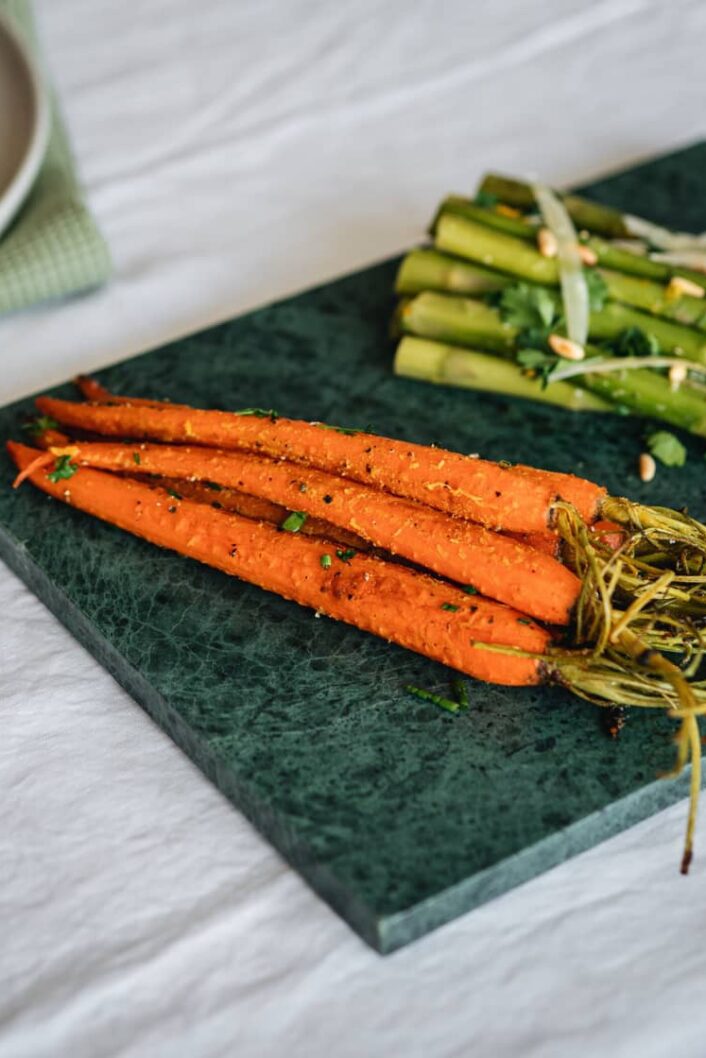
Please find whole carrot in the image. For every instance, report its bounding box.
[35,396,605,532]
[47,440,581,624]
[7,441,550,686]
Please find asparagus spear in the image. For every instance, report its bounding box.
[398,292,706,436]
[395,249,511,297]
[394,337,614,412]
[431,195,535,240]
[472,176,706,290]
[408,288,706,366]
[477,173,631,238]
[435,214,706,335]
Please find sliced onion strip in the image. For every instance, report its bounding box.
[532,183,589,347]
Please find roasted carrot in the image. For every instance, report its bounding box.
[35,396,605,531]
[507,531,561,560]
[150,476,368,551]
[8,442,550,686]
[46,441,581,624]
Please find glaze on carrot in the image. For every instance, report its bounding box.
[47,441,581,623]
[35,396,605,531]
[8,442,550,686]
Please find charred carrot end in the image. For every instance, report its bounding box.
[40,440,582,625]
[35,397,563,534]
[7,441,549,687]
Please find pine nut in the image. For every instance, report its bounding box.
[537,228,558,258]
[548,334,585,361]
[669,362,688,389]
[639,453,656,483]
[666,275,705,299]
[577,244,598,266]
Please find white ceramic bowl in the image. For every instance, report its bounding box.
[0,10,50,239]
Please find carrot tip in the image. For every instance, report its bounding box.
[12,452,53,489]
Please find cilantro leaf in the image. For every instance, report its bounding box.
[500,283,557,331]
[516,348,560,388]
[585,269,608,312]
[22,415,59,436]
[609,327,661,358]
[47,455,77,483]
[646,430,687,468]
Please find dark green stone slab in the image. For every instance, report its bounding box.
[1,142,705,953]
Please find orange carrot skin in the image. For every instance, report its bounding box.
[513,464,605,525]
[64,382,607,525]
[35,397,561,534]
[508,531,561,560]
[51,441,581,625]
[8,442,548,686]
[151,476,368,551]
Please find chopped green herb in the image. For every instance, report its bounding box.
[585,269,609,312]
[318,423,361,436]
[320,553,332,570]
[473,190,499,209]
[500,282,557,331]
[166,488,182,500]
[204,480,222,491]
[281,510,308,533]
[47,455,77,483]
[517,617,532,625]
[450,678,470,708]
[405,685,461,715]
[461,585,478,595]
[299,483,308,493]
[646,430,687,468]
[22,415,60,436]
[441,602,459,612]
[335,548,356,563]
[608,326,660,359]
[233,408,279,420]
[132,452,141,465]
[516,348,560,387]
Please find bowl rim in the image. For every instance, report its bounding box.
[0,9,51,239]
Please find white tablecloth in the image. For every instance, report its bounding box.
[3,2,706,1055]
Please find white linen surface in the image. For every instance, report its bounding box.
[2,2,706,1055]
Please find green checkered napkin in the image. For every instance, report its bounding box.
[0,0,111,314]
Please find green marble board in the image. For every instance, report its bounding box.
[2,143,705,954]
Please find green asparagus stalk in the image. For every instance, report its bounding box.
[477,172,631,238]
[394,336,614,412]
[435,197,706,291]
[588,301,706,363]
[399,292,518,353]
[397,275,706,366]
[399,292,706,436]
[435,214,706,335]
[431,195,535,240]
[395,249,511,297]
[436,213,558,284]
[473,177,706,291]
